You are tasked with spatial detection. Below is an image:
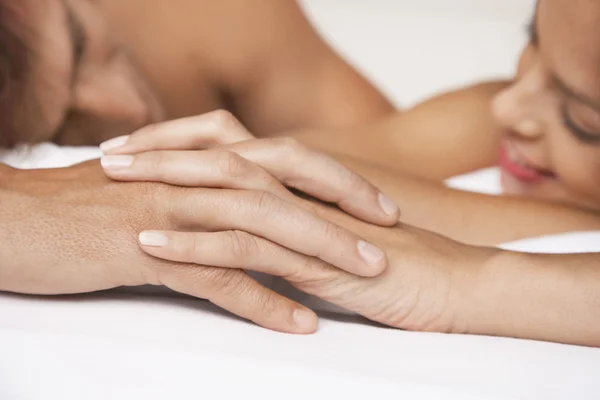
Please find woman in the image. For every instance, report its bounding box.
[99,0,600,347]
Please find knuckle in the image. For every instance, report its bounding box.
[291,258,340,288]
[346,170,370,193]
[271,137,304,159]
[224,230,259,260]
[211,109,241,131]
[216,150,249,180]
[211,268,247,296]
[138,122,161,138]
[252,190,281,214]
[275,136,302,151]
[248,291,281,321]
[322,220,344,244]
[146,151,168,170]
[180,234,201,261]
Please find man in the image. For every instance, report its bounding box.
[0,0,395,333]
[0,0,392,146]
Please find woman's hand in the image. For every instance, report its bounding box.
[100,110,400,227]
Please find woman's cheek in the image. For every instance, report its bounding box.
[553,142,600,203]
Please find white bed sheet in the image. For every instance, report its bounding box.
[2,1,600,399]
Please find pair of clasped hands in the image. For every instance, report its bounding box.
[8,111,491,335]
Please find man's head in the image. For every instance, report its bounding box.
[0,0,164,147]
[492,0,600,210]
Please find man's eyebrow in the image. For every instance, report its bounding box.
[63,0,85,86]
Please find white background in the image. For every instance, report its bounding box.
[3,1,600,400]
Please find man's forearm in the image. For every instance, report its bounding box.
[466,250,600,347]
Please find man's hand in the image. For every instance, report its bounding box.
[100,110,401,226]
[0,161,390,334]
[94,111,492,335]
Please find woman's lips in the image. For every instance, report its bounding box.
[499,142,555,183]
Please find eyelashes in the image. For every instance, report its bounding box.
[560,104,600,144]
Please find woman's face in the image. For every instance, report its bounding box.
[492,0,600,211]
[1,0,164,147]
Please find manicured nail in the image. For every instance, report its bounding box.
[100,135,129,153]
[139,231,169,247]
[357,240,384,266]
[100,155,134,169]
[293,308,316,330]
[378,192,399,216]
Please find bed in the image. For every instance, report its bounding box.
[2,1,599,399]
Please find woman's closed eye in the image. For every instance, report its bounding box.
[561,102,600,144]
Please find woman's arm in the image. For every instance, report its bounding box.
[288,81,600,244]
[331,155,600,245]
[468,250,600,347]
[296,81,508,180]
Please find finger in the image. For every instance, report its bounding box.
[156,263,318,334]
[101,149,288,197]
[168,189,387,277]
[101,151,387,276]
[138,230,338,282]
[140,230,362,321]
[100,110,254,154]
[224,137,400,227]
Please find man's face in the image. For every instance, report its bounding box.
[1,0,165,147]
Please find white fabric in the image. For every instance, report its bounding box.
[2,146,600,400]
[3,1,600,399]
[445,167,502,195]
[446,167,600,253]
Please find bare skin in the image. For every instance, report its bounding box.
[101,114,600,347]
[0,153,399,334]
[0,0,395,331]
[0,0,392,146]
[2,0,600,346]
[294,0,600,244]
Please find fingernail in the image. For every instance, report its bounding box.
[100,135,130,153]
[101,155,134,169]
[293,308,316,330]
[378,192,399,216]
[139,231,169,247]
[357,240,384,266]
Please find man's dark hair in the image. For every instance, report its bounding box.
[0,1,35,147]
